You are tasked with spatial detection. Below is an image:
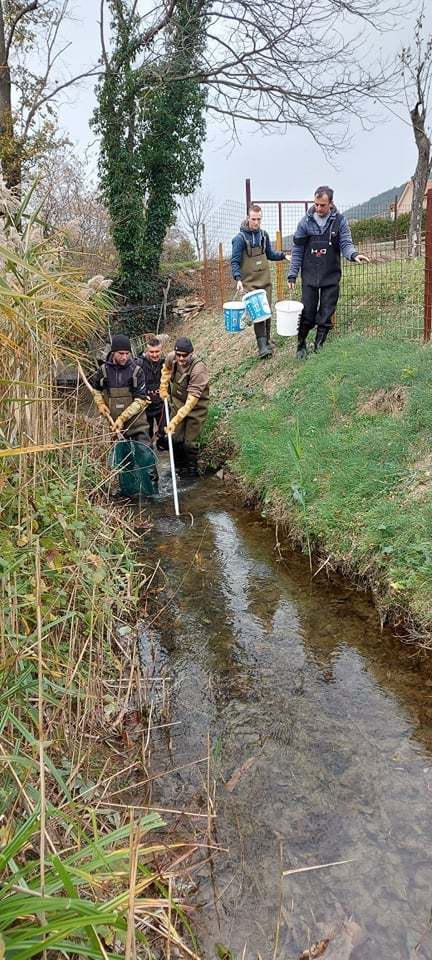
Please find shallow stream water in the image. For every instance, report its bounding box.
[138,470,432,959]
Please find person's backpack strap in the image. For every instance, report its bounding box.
[329,213,342,244]
[240,229,253,257]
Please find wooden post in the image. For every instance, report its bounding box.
[218,243,225,308]
[245,178,251,213]
[202,223,210,307]
[278,201,283,239]
[424,188,432,342]
[275,229,284,302]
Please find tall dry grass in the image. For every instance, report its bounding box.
[0,180,203,960]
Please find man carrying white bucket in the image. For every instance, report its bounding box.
[231,203,290,360]
[288,186,369,359]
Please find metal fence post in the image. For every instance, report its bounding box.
[393,193,398,252]
[275,229,284,301]
[245,178,251,213]
[424,189,432,342]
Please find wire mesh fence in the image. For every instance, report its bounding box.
[187,188,432,342]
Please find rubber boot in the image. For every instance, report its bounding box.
[256,336,272,359]
[184,443,199,476]
[296,335,308,360]
[265,317,273,355]
[296,320,310,360]
[314,328,329,353]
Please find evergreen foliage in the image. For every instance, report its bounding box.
[94,0,206,306]
[350,212,425,243]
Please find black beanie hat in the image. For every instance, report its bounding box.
[111,333,131,352]
[175,336,193,354]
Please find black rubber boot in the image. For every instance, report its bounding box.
[257,336,272,359]
[314,328,329,353]
[296,318,310,360]
[184,443,199,476]
[265,318,273,352]
[296,337,308,360]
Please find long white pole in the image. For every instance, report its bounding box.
[164,398,180,516]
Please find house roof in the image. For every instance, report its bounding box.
[398,179,432,205]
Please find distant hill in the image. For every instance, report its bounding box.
[344,183,407,220]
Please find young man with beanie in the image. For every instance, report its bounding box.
[159,337,209,475]
[91,333,158,495]
[231,203,290,359]
[288,186,369,359]
[137,335,167,450]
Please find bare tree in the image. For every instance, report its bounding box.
[35,147,118,277]
[100,0,401,155]
[401,8,432,258]
[0,0,99,189]
[178,188,214,258]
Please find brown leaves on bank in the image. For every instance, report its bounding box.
[299,919,363,960]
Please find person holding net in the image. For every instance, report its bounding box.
[91,333,158,497]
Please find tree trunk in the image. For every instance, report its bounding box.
[0,5,22,190]
[409,102,431,258]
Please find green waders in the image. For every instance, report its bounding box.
[240,239,272,358]
[170,359,209,474]
[102,370,158,497]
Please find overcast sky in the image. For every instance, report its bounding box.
[59,0,430,210]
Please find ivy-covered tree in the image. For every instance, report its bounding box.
[95,0,401,304]
[94,0,206,300]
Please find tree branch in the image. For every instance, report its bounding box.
[5,0,38,61]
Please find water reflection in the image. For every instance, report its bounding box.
[140,475,432,959]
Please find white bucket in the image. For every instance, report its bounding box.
[242,288,271,324]
[223,301,246,333]
[275,300,303,336]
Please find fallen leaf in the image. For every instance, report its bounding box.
[322,919,363,959]
[299,940,329,959]
[225,756,256,792]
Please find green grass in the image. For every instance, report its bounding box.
[211,334,432,634]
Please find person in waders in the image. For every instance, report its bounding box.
[137,335,168,451]
[91,333,158,497]
[159,337,209,476]
[288,186,369,359]
[231,203,290,359]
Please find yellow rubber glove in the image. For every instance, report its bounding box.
[111,419,124,437]
[166,416,180,436]
[165,394,198,435]
[94,390,111,420]
[159,364,171,401]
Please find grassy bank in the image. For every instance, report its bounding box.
[229,334,432,635]
[168,304,432,641]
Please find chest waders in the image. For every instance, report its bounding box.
[101,364,149,439]
[170,360,209,475]
[101,364,157,497]
[297,216,342,360]
[240,232,273,358]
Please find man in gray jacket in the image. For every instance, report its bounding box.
[288,186,369,358]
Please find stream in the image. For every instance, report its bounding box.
[138,470,432,959]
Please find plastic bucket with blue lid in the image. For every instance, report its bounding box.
[242,288,271,324]
[223,301,246,332]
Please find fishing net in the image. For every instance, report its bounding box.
[110,438,158,497]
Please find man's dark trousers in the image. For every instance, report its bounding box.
[300,283,340,339]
